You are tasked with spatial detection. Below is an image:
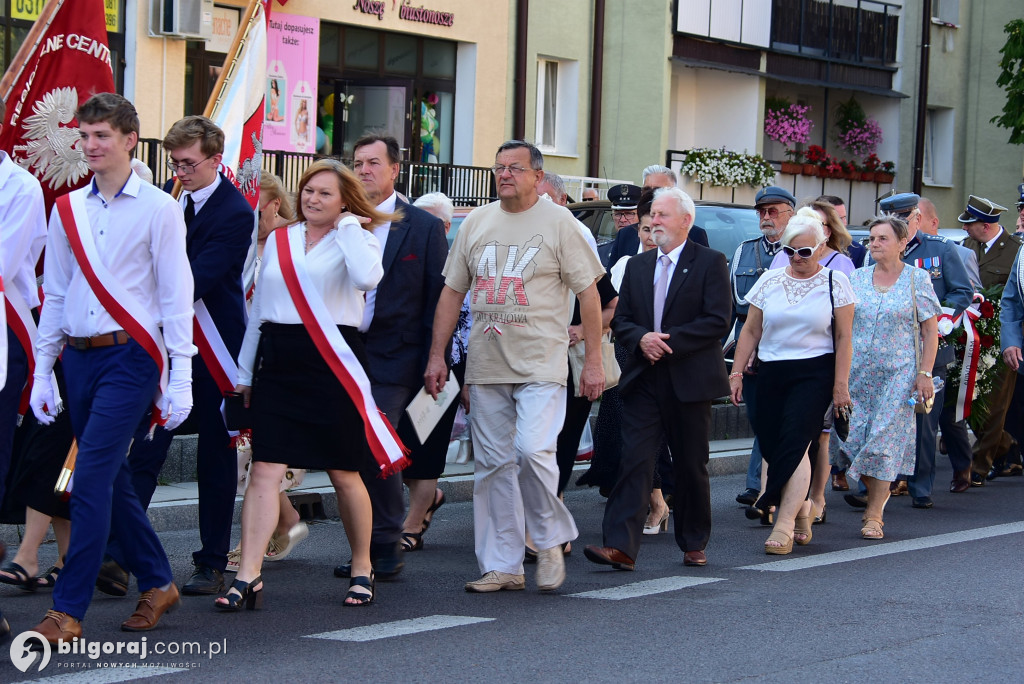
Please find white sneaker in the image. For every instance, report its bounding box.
[464,571,525,593]
[536,546,566,591]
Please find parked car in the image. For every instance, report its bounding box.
[568,199,761,268]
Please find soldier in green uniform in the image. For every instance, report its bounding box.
[958,196,1024,484]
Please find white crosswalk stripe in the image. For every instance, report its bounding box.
[569,576,724,600]
[306,615,495,642]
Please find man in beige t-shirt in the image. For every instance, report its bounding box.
[426,140,606,593]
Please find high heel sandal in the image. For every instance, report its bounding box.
[421,490,446,533]
[400,531,424,552]
[36,566,61,589]
[0,562,38,592]
[812,502,827,525]
[860,518,884,540]
[344,573,375,607]
[643,510,670,535]
[764,530,793,555]
[214,575,263,611]
[794,504,813,546]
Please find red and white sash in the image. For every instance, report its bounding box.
[274,226,409,477]
[4,283,39,422]
[194,300,237,394]
[55,192,170,429]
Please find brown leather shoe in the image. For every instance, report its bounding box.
[583,545,635,571]
[121,584,180,632]
[34,609,82,644]
[831,472,850,491]
[683,550,707,567]
[950,469,971,493]
[890,480,908,496]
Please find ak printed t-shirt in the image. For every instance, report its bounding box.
[443,199,606,385]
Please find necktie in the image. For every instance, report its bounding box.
[184,194,195,225]
[653,255,671,333]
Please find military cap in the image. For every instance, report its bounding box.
[608,184,642,210]
[754,185,796,207]
[1016,182,1024,209]
[957,195,1007,224]
[879,192,920,217]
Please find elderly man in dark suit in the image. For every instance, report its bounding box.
[332,134,448,580]
[585,187,732,570]
[102,116,254,597]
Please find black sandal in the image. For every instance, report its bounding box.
[421,490,446,532]
[400,532,424,552]
[214,575,263,611]
[36,566,61,589]
[0,562,37,592]
[344,573,374,607]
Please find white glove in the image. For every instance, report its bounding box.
[162,367,193,431]
[29,373,61,425]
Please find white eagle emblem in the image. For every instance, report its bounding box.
[234,129,263,197]
[21,87,89,190]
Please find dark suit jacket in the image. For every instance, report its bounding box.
[605,223,709,268]
[612,240,732,402]
[364,199,448,389]
[181,174,253,357]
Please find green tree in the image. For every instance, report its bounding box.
[992,19,1024,144]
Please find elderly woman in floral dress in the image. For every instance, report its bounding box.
[839,215,941,539]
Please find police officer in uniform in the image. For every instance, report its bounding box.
[730,185,796,507]
[876,192,973,508]
[958,196,1024,483]
[599,183,642,267]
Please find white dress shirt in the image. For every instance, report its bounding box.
[983,228,1004,254]
[653,240,687,287]
[36,171,197,375]
[179,172,220,215]
[237,219,383,385]
[0,152,47,309]
[359,191,397,332]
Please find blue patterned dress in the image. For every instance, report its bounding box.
[839,265,941,481]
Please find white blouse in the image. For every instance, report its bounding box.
[746,267,856,362]
[237,219,383,384]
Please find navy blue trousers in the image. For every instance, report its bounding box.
[53,342,172,620]
[108,358,235,571]
[0,326,28,507]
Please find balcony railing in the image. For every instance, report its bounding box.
[135,139,496,206]
[771,0,900,65]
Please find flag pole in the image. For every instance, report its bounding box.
[0,0,66,101]
[203,0,262,119]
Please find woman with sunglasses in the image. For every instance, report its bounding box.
[835,215,940,540]
[730,208,855,554]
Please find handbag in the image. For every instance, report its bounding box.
[568,333,620,398]
[910,273,934,414]
[828,271,851,440]
[224,391,252,431]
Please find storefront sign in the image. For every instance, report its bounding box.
[265,13,319,153]
[207,6,239,54]
[13,0,121,32]
[399,1,454,27]
[353,0,385,21]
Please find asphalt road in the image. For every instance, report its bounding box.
[2,460,1023,683]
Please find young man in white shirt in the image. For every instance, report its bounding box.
[29,93,196,644]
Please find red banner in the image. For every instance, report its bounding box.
[0,0,115,212]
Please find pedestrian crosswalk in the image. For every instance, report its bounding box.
[569,576,723,600]
[306,615,495,643]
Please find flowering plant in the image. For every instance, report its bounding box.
[880,160,896,173]
[839,159,858,174]
[862,153,881,171]
[680,147,776,187]
[837,117,884,157]
[820,155,843,176]
[784,148,804,162]
[804,144,827,164]
[764,102,814,146]
[943,285,1006,430]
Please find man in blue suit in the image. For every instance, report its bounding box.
[333,134,448,580]
[103,117,254,596]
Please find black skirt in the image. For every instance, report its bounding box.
[250,323,374,472]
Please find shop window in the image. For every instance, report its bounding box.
[344,28,379,71]
[320,22,340,65]
[385,33,417,74]
[923,107,954,187]
[535,57,578,156]
[423,39,456,79]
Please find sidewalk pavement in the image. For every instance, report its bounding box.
[1,438,753,544]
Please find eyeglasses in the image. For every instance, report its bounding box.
[612,211,636,220]
[166,155,214,175]
[782,242,822,259]
[491,164,530,176]
[756,206,793,219]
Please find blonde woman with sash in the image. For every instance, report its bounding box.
[221,160,405,610]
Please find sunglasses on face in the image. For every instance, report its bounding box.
[757,206,792,219]
[782,243,820,259]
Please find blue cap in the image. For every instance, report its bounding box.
[957,195,1007,224]
[754,185,796,207]
[879,192,920,216]
[607,184,642,210]
[1016,183,1024,209]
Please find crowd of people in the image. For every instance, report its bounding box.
[0,90,1023,644]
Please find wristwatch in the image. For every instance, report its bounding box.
[917,370,932,378]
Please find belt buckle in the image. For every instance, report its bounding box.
[69,336,88,351]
